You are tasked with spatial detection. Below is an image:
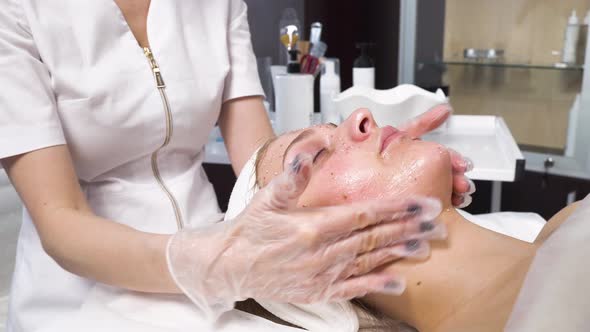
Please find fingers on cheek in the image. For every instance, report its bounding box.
[453,176,470,193]
[448,149,463,170]
[453,176,475,195]
[452,194,464,207]
[458,195,472,209]
[449,149,474,173]
[465,178,476,194]
[465,158,474,173]
[452,193,473,209]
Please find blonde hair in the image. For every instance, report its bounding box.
[254,136,276,188]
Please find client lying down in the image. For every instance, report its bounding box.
[54,106,586,332]
[227,108,582,332]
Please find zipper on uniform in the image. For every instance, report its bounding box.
[143,47,184,230]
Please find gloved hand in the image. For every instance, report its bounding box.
[167,154,446,322]
[399,104,475,208]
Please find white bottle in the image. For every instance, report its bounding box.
[320,59,341,124]
[274,74,314,134]
[353,43,375,89]
[353,68,375,89]
[562,10,580,64]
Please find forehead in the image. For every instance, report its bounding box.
[256,131,299,187]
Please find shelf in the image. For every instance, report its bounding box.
[419,60,584,71]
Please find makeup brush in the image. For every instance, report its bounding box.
[310,22,323,47]
[280,25,299,51]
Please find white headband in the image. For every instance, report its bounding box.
[224,147,260,222]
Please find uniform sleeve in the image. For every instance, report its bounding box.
[0,0,66,166]
[222,0,265,103]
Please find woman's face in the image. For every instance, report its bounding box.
[258,109,453,208]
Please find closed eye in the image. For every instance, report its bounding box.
[313,148,327,163]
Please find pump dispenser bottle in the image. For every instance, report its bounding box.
[353,43,375,88]
[320,58,341,124]
[562,10,580,64]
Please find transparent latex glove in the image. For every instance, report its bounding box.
[167,154,446,322]
[399,104,475,208]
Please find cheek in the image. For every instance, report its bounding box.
[297,153,387,207]
[296,143,453,207]
[383,143,453,200]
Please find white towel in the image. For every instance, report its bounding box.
[224,148,360,332]
[457,210,545,243]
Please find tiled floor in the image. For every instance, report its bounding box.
[0,171,22,332]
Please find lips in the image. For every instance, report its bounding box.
[379,126,404,154]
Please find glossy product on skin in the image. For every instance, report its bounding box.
[257,108,452,209]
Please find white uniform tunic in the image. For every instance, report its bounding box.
[0,1,263,330]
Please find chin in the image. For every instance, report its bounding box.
[383,141,453,206]
[417,142,453,205]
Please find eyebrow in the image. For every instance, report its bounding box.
[281,123,337,167]
[282,129,316,167]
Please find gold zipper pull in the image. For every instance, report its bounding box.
[153,68,166,88]
[143,47,166,88]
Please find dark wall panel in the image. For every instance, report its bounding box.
[305,0,400,90]
[502,171,590,220]
[415,0,446,88]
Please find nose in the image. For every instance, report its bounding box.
[343,108,378,142]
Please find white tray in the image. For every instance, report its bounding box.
[423,115,524,182]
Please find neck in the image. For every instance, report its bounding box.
[437,205,468,230]
[421,206,535,331]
